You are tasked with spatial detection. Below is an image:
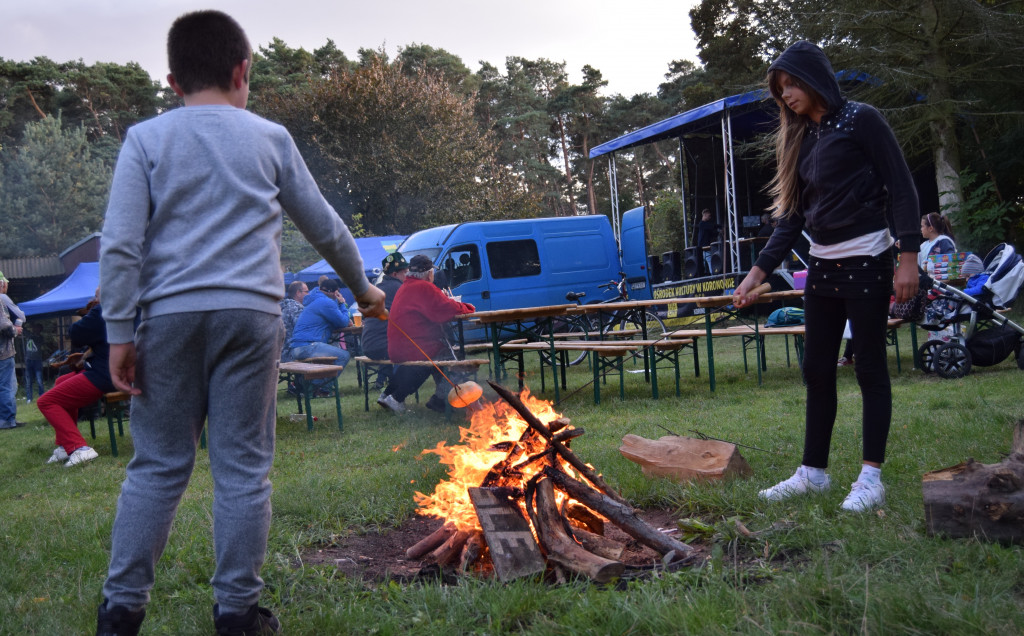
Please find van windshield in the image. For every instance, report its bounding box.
[400,248,442,263]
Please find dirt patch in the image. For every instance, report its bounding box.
[301,509,705,584]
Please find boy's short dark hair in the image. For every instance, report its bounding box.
[167,10,251,95]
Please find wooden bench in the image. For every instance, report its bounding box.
[352,356,489,413]
[499,337,696,403]
[278,361,347,431]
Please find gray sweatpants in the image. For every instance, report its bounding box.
[102,310,283,613]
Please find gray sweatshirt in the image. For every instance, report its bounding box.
[100,105,368,344]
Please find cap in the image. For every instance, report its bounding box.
[0,271,7,282]
[408,254,435,273]
[382,251,409,275]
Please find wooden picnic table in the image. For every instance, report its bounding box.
[278,361,347,432]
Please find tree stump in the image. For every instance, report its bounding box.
[923,421,1024,543]
[619,434,752,482]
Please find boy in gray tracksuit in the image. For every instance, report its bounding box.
[96,11,385,635]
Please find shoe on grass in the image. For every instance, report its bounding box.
[65,446,99,467]
[836,356,853,367]
[425,395,447,414]
[214,603,281,635]
[840,480,886,512]
[96,598,146,636]
[47,446,69,464]
[0,420,17,430]
[377,392,407,414]
[758,466,831,501]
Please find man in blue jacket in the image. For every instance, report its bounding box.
[287,278,351,367]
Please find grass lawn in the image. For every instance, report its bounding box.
[2,322,1023,635]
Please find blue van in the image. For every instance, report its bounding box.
[396,209,652,314]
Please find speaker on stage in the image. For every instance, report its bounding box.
[683,247,700,279]
[661,251,681,282]
[708,243,723,275]
[647,254,662,285]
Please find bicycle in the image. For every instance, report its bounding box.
[559,272,667,366]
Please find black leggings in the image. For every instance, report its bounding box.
[801,292,892,468]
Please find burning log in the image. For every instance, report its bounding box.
[489,381,627,504]
[570,526,625,561]
[530,478,625,583]
[427,529,472,566]
[459,532,486,572]
[543,466,693,558]
[405,522,457,560]
[563,502,604,534]
[468,487,545,581]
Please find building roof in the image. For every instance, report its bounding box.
[0,256,64,279]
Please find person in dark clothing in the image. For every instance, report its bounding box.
[37,298,113,467]
[757,213,776,238]
[361,251,409,389]
[733,41,920,513]
[695,209,720,274]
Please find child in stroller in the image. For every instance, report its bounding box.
[917,243,1024,378]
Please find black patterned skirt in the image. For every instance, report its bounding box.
[804,251,894,299]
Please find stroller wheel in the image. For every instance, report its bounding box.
[934,342,972,379]
[917,340,945,374]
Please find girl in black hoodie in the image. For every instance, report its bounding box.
[733,41,920,512]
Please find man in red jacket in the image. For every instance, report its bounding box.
[379,255,475,414]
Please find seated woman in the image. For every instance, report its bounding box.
[918,212,956,268]
[37,296,113,467]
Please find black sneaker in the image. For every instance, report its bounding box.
[96,599,146,636]
[213,604,281,635]
[425,395,447,414]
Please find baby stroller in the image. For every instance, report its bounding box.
[917,243,1024,379]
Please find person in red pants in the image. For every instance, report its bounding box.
[37,300,114,467]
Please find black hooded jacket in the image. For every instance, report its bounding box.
[754,41,921,274]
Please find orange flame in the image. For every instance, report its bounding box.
[413,388,568,532]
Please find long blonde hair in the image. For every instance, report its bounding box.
[765,69,826,220]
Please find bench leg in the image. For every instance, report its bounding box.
[105,407,119,458]
[649,346,659,400]
[333,376,343,432]
[360,362,371,412]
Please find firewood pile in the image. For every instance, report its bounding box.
[404,381,695,583]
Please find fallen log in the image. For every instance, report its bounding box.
[923,422,1024,543]
[489,381,627,504]
[619,434,752,482]
[405,521,457,560]
[532,478,624,583]
[543,466,693,557]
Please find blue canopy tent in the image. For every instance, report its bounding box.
[294,235,407,303]
[19,262,99,320]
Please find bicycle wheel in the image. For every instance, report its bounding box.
[565,314,601,366]
[603,310,667,364]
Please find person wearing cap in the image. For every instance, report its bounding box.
[361,252,409,390]
[287,278,352,368]
[378,255,475,414]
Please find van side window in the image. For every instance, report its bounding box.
[487,239,541,279]
[443,244,481,288]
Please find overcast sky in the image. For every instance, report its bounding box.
[1,0,702,98]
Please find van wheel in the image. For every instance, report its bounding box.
[934,342,972,379]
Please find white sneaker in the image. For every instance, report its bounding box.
[759,466,831,501]
[64,446,99,467]
[47,446,69,464]
[840,480,886,512]
[377,393,407,414]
